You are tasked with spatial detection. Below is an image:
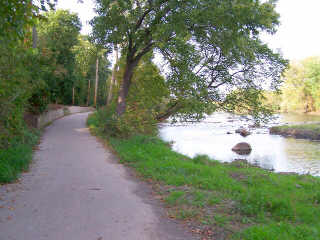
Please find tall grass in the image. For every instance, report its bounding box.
[0,128,39,183]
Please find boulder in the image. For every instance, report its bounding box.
[232,142,252,155]
[235,128,251,137]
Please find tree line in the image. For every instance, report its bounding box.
[1,0,288,144]
[261,57,320,114]
[280,57,320,113]
[0,2,110,149]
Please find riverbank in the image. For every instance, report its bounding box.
[88,113,320,240]
[270,123,320,140]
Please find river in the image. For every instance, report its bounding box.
[159,112,320,176]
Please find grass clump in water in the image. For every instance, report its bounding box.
[88,112,320,239]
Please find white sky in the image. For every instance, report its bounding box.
[57,0,320,61]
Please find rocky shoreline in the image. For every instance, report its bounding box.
[270,125,320,140]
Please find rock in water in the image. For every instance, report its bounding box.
[232,142,252,155]
[235,128,251,137]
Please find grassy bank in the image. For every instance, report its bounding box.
[0,128,39,183]
[88,113,320,240]
[270,123,320,140]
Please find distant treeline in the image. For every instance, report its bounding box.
[263,57,320,114]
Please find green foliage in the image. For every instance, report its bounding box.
[90,54,168,137]
[0,0,54,149]
[121,55,169,133]
[0,0,35,44]
[73,36,111,106]
[281,57,320,113]
[91,0,287,121]
[0,43,41,147]
[37,10,81,104]
[0,128,39,183]
[88,114,320,239]
[262,90,282,112]
[0,0,57,44]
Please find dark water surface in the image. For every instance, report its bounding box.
[159,113,320,176]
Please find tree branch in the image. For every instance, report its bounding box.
[156,101,181,122]
[135,8,153,31]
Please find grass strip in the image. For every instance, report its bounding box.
[88,113,320,240]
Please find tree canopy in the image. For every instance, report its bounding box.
[91,0,287,121]
[0,0,57,44]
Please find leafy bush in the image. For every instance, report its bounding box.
[89,105,158,138]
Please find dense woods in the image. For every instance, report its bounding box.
[1,7,110,149]
[0,2,110,181]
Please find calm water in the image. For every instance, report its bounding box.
[159,113,320,176]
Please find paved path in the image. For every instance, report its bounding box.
[0,112,195,240]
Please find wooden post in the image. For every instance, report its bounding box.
[107,46,119,105]
[94,57,99,106]
[72,87,75,105]
[87,79,91,106]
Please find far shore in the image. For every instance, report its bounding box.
[270,123,320,140]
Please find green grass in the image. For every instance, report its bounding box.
[88,113,320,239]
[0,129,39,183]
[275,123,320,133]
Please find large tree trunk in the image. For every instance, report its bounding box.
[94,57,99,106]
[115,40,154,116]
[107,47,119,105]
[116,60,138,116]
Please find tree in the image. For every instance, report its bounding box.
[0,0,57,148]
[91,0,287,121]
[0,0,57,45]
[37,10,81,104]
[73,36,111,106]
[281,57,320,113]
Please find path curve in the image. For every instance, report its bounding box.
[0,112,196,240]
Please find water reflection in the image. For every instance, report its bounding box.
[159,113,320,176]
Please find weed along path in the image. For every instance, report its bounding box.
[0,112,195,240]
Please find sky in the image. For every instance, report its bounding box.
[57,0,320,61]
